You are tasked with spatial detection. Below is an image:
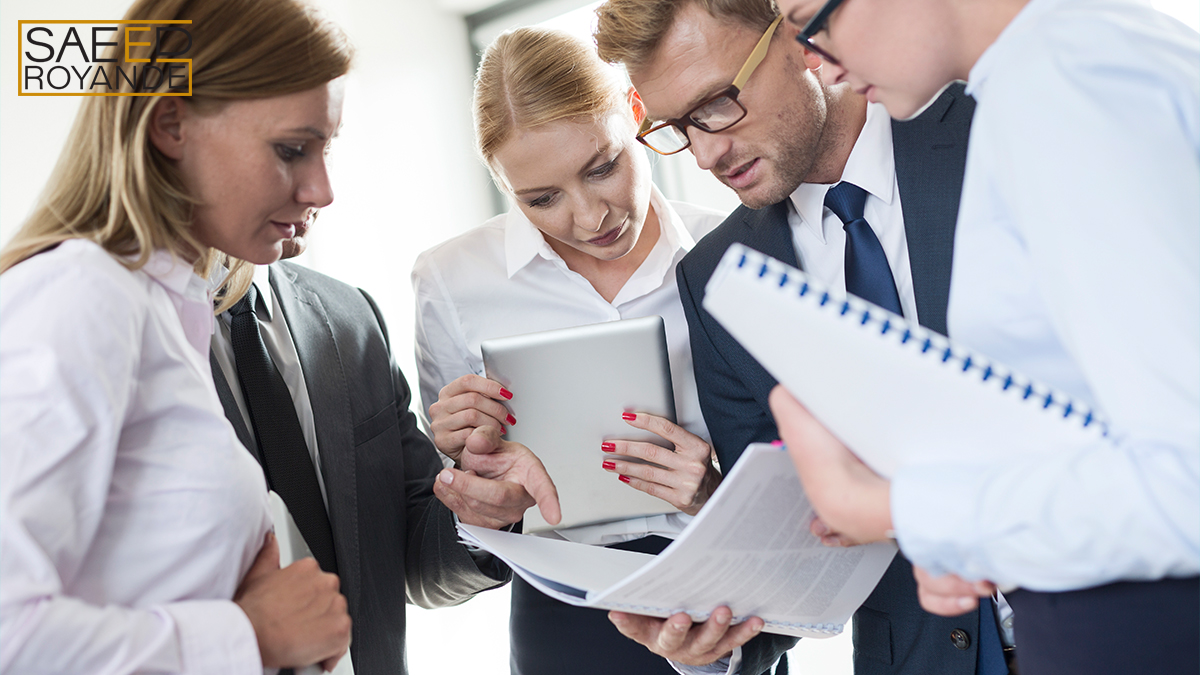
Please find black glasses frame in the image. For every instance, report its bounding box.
[635,86,748,155]
[796,0,847,66]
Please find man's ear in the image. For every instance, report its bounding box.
[799,45,825,72]
[627,87,647,126]
[148,97,187,160]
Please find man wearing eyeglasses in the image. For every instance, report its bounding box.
[594,2,1003,675]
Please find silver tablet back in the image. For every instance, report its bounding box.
[481,315,678,532]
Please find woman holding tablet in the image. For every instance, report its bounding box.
[412,28,726,675]
[0,0,353,671]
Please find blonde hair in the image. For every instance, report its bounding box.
[1,0,353,312]
[595,0,777,70]
[473,27,628,183]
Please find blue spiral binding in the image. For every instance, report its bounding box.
[746,249,1109,438]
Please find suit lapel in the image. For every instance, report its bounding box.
[891,85,973,336]
[269,265,361,610]
[743,201,800,269]
[210,349,259,461]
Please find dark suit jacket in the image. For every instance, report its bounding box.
[211,262,509,674]
[676,85,979,675]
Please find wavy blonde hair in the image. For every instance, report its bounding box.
[1,0,353,312]
[473,27,628,187]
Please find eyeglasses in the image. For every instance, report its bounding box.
[796,0,846,66]
[636,14,784,156]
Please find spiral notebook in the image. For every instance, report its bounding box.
[459,443,897,638]
[702,244,1109,477]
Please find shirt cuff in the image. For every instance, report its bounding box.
[669,646,741,675]
[163,600,262,674]
[891,463,988,579]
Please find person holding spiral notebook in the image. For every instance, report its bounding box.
[767,0,1199,673]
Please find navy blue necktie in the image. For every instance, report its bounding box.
[824,182,904,315]
[230,283,338,576]
[977,598,1010,675]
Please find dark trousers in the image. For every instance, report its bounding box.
[510,536,680,675]
[1007,576,1199,675]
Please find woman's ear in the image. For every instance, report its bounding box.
[627,87,647,126]
[148,97,187,160]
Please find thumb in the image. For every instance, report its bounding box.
[464,425,503,455]
[245,530,282,583]
[517,452,562,526]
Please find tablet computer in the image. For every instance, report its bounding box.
[481,315,679,533]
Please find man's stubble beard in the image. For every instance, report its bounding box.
[721,57,830,210]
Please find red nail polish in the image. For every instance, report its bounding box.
[618,474,631,483]
[622,412,637,421]
[602,461,616,470]
[506,414,516,425]
[499,388,514,400]
[500,424,507,435]
[770,440,783,447]
[601,442,616,452]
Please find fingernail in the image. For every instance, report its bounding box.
[715,613,730,626]
[500,388,513,400]
[812,520,829,535]
[619,474,631,483]
[622,412,637,421]
[439,469,453,485]
[506,413,517,425]
[601,442,616,452]
[957,596,976,610]
[770,439,783,446]
[500,424,507,435]
[751,623,763,634]
[602,460,616,470]
[669,620,688,632]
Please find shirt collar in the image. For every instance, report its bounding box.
[252,264,275,320]
[141,249,210,304]
[502,183,694,279]
[788,102,896,243]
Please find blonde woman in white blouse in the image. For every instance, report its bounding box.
[0,0,354,672]
[412,28,730,675]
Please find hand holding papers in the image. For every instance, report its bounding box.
[459,444,897,637]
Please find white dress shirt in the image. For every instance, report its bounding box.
[890,0,1200,590]
[788,102,920,324]
[0,239,272,674]
[210,264,354,675]
[412,185,724,544]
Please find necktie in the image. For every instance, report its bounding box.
[824,181,904,315]
[977,598,1010,675]
[230,283,338,575]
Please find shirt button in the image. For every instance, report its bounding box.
[950,629,972,650]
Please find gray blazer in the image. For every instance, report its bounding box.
[211,261,509,674]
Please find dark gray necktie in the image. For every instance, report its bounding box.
[825,181,904,315]
[229,283,338,575]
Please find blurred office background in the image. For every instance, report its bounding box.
[1,0,1195,672]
